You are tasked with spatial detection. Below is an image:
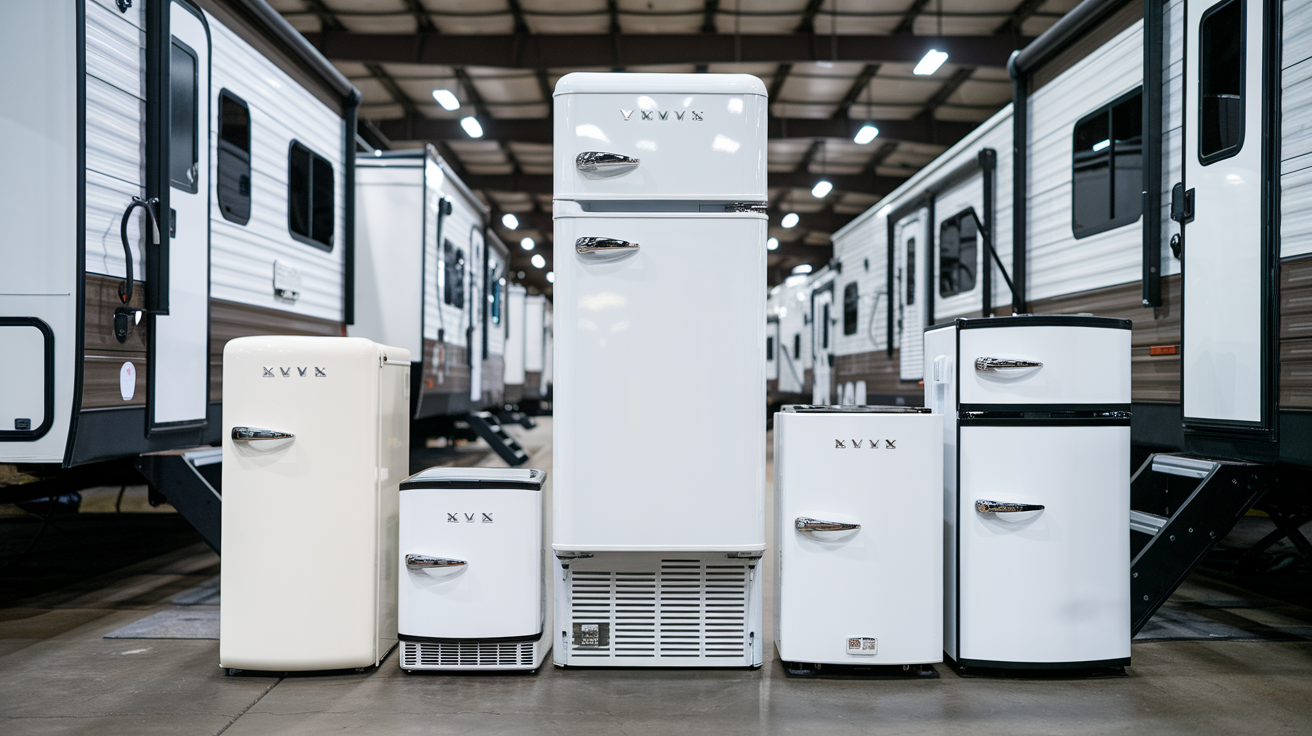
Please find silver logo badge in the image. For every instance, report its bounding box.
[621,109,633,120]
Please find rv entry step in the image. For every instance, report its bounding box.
[1129,454,1270,635]
[136,447,223,554]
[466,412,529,466]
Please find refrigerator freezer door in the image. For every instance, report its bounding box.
[553,83,766,202]
[399,488,543,639]
[957,325,1131,406]
[553,213,766,550]
[775,412,943,665]
[220,337,397,671]
[957,424,1130,665]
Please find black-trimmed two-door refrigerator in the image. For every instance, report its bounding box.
[925,315,1131,670]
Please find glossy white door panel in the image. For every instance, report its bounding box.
[220,337,408,671]
[152,3,210,428]
[399,487,542,640]
[957,425,1130,665]
[774,409,943,666]
[958,324,1131,406]
[1182,0,1267,425]
[553,210,766,551]
[553,73,767,202]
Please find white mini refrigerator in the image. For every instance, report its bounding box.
[773,406,943,669]
[552,73,767,667]
[398,468,550,671]
[220,337,409,672]
[925,316,1131,671]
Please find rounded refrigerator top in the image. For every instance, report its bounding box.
[401,467,546,491]
[554,72,767,97]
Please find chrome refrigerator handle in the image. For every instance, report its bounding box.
[405,554,468,569]
[795,517,861,533]
[230,427,294,441]
[974,357,1043,373]
[575,151,640,178]
[975,500,1045,513]
[576,237,640,254]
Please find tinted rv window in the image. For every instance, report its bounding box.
[217,90,251,225]
[1072,88,1143,238]
[287,141,335,250]
[905,237,915,305]
[1199,0,1244,163]
[444,241,466,309]
[766,336,774,361]
[843,282,858,335]
[793,334,801,360]
[169,40,198,194]
[821,303,830,349]
[939,210,978,298]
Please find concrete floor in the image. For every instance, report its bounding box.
[2,419,1311,735]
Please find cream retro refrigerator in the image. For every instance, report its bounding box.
[220,336,409,673]
[552,73,768,667]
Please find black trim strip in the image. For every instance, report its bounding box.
[956,656,1131,671]
[399,631,543,644]
[0,318,56,441]
[960,403,1131,414]
[343,96,358,324]
[959,414,1132,427]
[65,0,88,467]
[1142,0,1164,307]
[950,315,1132,330]
[401,481,544,492]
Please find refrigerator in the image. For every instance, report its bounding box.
[398,467,550,672]
[219,336,409,673]
[551,73,768,667]
[925,315,1131,671]
[773,405,943,671]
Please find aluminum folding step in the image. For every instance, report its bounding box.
[1128,453,1270,635]
[499,409,537,430]
[465,411,529,466]
[136,447,223,554]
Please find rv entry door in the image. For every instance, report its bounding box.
[1179,0,1272,434]
[898,216,925,381]
[150,2,211,432]
[811,287,833,405]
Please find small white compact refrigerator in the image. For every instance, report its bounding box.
[398,467,550,671]
[220,336,409,673]
[552,73,768,667]
[774,406,943,670]
[925,315,1131,671]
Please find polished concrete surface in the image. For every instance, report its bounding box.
[2,419,1311,735]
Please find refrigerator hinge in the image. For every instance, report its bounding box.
[554,551,594,560]
[726,551,764,559]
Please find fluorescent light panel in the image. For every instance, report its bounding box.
[854,124,879,145]
[460,116,483,138]
[432,89,460,111]
[913,49,949,76]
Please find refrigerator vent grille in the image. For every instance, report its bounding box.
[568,558,750,662]
[401,640,535,669]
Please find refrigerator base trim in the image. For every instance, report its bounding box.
[399,638,550,671]
[950,655,1131,671]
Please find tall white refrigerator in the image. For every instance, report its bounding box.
[552,73,767,667]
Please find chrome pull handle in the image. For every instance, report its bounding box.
[975,499,1045,513]
[230,426,294,441]
[576,237,639,254]
[405,554,467,569]
[576,151,640,179]
[796,517,860,533]
[975,357,1043,373]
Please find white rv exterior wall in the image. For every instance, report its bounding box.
[350,160,425,356]
[426,166,485,344]
[524,295,545,373]
[1283,0,1312,258]
[831,211,890,358]
[771,276,812,394]
[504,285,526,385]
[0,0,80,462]
[485,237,508,359]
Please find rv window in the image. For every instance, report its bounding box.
[1199,0,1244,163]
[793,334,801,360]
[1071,88,1143,238]
[821,303,830,349]
[843,282,858,335]
[767,336,774,361]
[169,40,198,194]
[490,278,502,325]
[905,237,915,305]
[287,140,335,250]
[444,242,466,309]
[939,210,978,298]
[217,90,251,225]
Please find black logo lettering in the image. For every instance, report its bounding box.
[870,440,880,449]
[835,439,846,449]
[280,367,290,377]
[640,111,652,120]
[447,513,458,523]
[621,109,633,120]
[482,513,493,523]
[675,111,685,121]
[314,367,326,377]
[885,440,896,449]
[692,111,703,121]
[657,111,668,120]
[262,367,274,378]
[297,367,307,377]
[464,513,475,523]
[851,439,863,449]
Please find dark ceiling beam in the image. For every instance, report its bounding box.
[452,66,485,117]
[308,33,1031,69]
[302,0,345,31]
[892,0,932,35]
[506,0,530,34]
[920,66,974,115]
[375,114,974,147]
[451,170,908,197]
[400,0,435,32]
[701,0,719,34]
[796,0,826,33]
[769,63,792,101]
[834,63,880,120]
[996,0,1046,36]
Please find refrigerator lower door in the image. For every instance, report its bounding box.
[957,424,1130,666]
[774,412,943,666]
[220,337,394,671]
[553,212,766,551]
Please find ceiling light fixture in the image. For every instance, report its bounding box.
[913,49,949,76]
[854,124,879,145]
[767,237,779,251]
[502,213,519,229]
[460,116,483,138]
[520,237,535,251]
[530,254,546,269]
[546,271,555,283]
[811,180,833,199]
[792,264,813,275]
[781,213,800,228]
[432,89,460,111]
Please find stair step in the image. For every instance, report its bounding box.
[1129,509,1168,536]
[1151,455,1217,478]
[466,412,529,467]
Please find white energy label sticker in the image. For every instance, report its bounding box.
[846,637,878,655]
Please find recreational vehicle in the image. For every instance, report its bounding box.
[503,284,527,404]
[521,294,553,413]
[766,271,816,408]
[2,0,358,474]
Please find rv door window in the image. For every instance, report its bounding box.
[444,242,466,309]
[821,303,830,349]
[287,140,335,250]
[1199,0,1245,163]
[939,209,978,298]
[217,90,251,225]
[843,282,858,335]
[905,237,915,305]
[1072,88,1143,238]
[793,334,801,360]
[169,40,199,194]
[767,335,774,361]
